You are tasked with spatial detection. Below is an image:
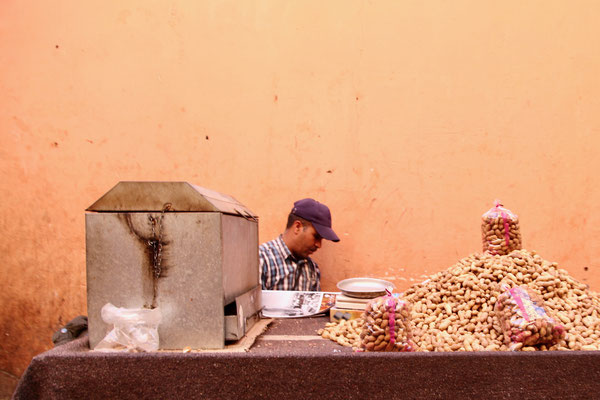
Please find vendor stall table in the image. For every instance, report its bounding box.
[13,316,600,399]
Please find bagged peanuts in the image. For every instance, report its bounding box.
[481,200,522,255]
[494,285,566,351]
[359,289,414,352]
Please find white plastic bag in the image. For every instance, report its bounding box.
[93,303,162,352]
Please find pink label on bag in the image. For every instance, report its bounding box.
[501,211,511,247]
[385,287,396,345]
[509,287,546,322]
[387,297,396,344]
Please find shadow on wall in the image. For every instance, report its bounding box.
[0,371,18,400]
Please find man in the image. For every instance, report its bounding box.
[260,198,340,291]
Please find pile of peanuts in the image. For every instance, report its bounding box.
[404,249,599,351]
[359,296,413,351]
[318,318,363,350]
[481,214,522,255]
[319,249,600,352]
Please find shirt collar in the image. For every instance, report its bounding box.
[276,235,294,261]
[276,234,311,263]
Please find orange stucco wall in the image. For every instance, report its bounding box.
[2,0,600,388]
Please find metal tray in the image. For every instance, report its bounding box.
[336,277,396,299]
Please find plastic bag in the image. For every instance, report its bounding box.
[359,289,414,352]
[481,200,522,255]
[494,285,565,350]
[93,303,162,352]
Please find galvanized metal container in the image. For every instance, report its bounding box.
[86,181,260,349]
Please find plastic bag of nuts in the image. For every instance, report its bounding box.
[481,200,522,255]
[494,285,566,351]
[359,289,414,352]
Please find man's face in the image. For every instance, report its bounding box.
[294,223,323,259]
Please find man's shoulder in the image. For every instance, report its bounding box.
[259,237,284,255]
[259,237,279,250]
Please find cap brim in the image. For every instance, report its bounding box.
[312,222,340,242]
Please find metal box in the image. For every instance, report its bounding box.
[86,181,260,349]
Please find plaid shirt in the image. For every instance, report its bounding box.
[259,235,321,291]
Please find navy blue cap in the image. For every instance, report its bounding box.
[291,198,340,242]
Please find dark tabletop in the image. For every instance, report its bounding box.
[13,316,600,400]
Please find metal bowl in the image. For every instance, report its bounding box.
[336,277,396,299]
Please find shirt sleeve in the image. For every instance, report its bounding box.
[259,247,267,289]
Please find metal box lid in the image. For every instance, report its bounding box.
[86,181,257,218]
